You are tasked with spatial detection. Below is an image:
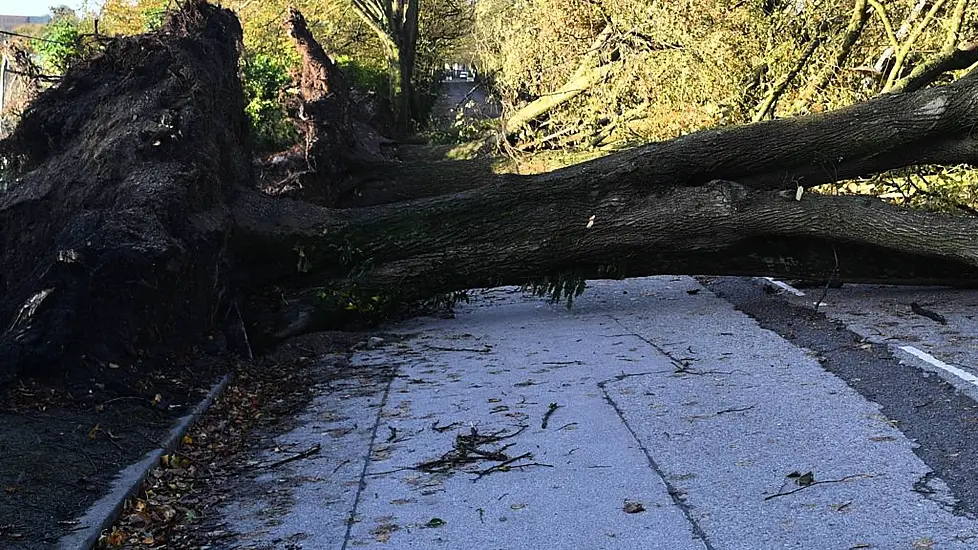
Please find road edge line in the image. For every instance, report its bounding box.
[898,346,978,388]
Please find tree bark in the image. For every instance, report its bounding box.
[272,8,358,205]
[351,0,420,134]
[3,1,978,387]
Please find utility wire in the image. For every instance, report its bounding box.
[0,29,68,45]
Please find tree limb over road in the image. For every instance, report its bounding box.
[1,0,977,385]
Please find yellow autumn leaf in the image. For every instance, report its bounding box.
[105,530,126,546]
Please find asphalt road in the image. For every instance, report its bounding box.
[432,80,501,128]
[213,276,978,549]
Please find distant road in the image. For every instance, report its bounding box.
[434,80,502,126]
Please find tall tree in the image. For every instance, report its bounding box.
[350,0,420,134]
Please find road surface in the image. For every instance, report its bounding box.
[213,276,978,549]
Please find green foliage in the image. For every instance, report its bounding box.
[320,283,393,314]
[140,6,167,32]
[425,99,498,145]
[823,166,978,214]
[336,56,389,97]
[525,271,588,309]
[241,53,299,152]
[477,0,978,203]
[34,16,84,74]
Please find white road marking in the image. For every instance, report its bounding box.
[760,277,806,296]
[900,345,978,387]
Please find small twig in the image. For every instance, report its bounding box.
[541,402,559,429]
[764,473,873,501]
[505,462,553,471]
[431,421,461,432]
[424,345,491,353]
[812,246,840,314]
[491,425,528,441]
[473,452,534,480]
[715,405,755,415]
[365,466,416,477]
[688,405,755,421]
[911,302,947,325]
[100,396,153,407]
[264,443,321,469]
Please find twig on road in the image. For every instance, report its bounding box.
[541,402,559,429]
[263,443,321,469]
[911,302,947,324]
[764,473,874,501]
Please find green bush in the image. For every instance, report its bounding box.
[141,6,167,32]
[241,53,298,152]
[34,17,83,74]
[335,56,389,98]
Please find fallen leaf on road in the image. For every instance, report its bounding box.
[425,518,446,528]
[623,501,645,513]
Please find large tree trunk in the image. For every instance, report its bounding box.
[351,0,420,135]
[2,1,978,385]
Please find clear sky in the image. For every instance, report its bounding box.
[0,0,102,17]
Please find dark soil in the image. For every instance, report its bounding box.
[0,6,252,545]
[0,329,372,549]
[0,357,229,549]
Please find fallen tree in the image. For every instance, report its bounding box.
[2,1,978,385]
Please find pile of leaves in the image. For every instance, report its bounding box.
[96,333,362,548]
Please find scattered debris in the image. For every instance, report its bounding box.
[415,425,550,480]
[371,522,399,542]
[687,405,755,421]
[787,470,815,486]
[367,336,386,349]
[431,421,462,432]
[541,402,559,429]
[263,443,321,469]
[765,472,874,501]
[623,500,645,513]
[911,303,947,325]
[424,344,492,353]
[97,339,360,548]
[424,517,446,528]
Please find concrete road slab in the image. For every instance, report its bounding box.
[216,277,978,549]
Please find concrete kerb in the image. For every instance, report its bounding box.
[56,373,232,550]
